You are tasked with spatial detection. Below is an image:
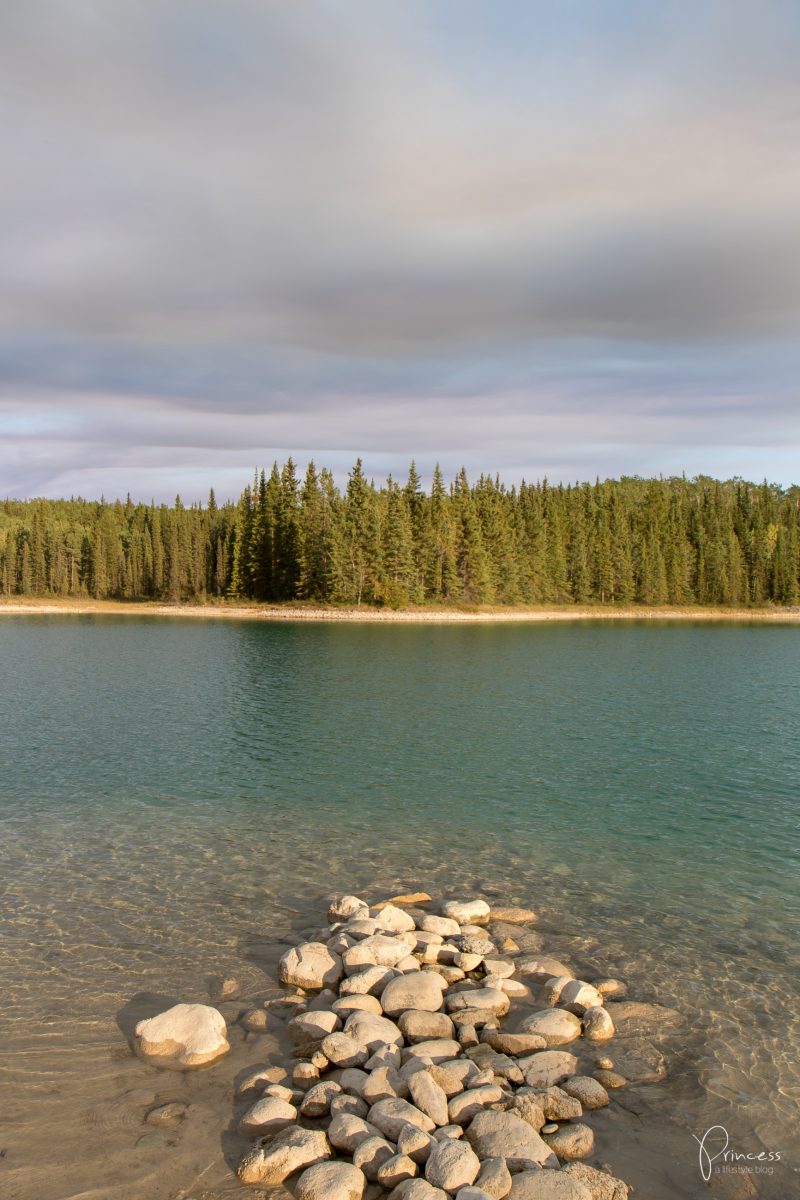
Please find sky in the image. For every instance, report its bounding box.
[1,1,799,502]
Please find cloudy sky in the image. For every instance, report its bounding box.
[1,1,799,501]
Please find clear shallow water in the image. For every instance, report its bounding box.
[1,617,798,1198]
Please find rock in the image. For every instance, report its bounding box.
[507,1172,593,1199]
[346,918,382,939]
[483,1032,547,1056]
[344,934,415,972]
[333,993,385,1016]
[475,1157,513,1199]
[321,1032,369,1068]
[582,1007,615,1042]
[367,1044,402,1070]
[375,891,432,909]
[454,952,484,972]
[144,1101,188,1126]
[456,935,496,957]
[450,1008,501,1030]
[465,1110,558,1171]
[482,959,515,978]
[238,1095,298,1136]
[293,1061,320,1088]
[329,894,370,922]
[345,1010,405,1052]
[543,975,573,1007]
[331,1093,369,1118]
[435,1125,464,1141]
[340,966,395,996]
[388,1181,448,1200]
[559,980,604,1014]
[408,1070,450,1127]
[369,1097,437,1140]
[207,974,240,1001]
[400,1010,456,1042]
[594,979,627,1000]
[382,973,448,1016]
[378,1154,419,1188]
[457,1191,494,1200]
[328,1113,381,1154]
[516,956,574,983]
[466,1045,522,1083]
[419,914,462,937]
[458,1024,480,1048]
[448,1085,506,1125]
[607,1037,667,1083]
[562,1163,630,1200]
[375,904,418,933]
[353,1135,397,1181]
[398,955,423,972]
[340,1067,370,1096]
[518,1009,581,1046]
[237,1126,332,1185]
[537,1086,582,1121]
[397,1122,437,1163]
[300,1080,342,1117]
[280,942,344,990]
[425,1138,481,1192]
[593,1070,627,1089]
[446,989,510,1016]
[239,1008,271,1036]
[403,1038,462,1064]
[296,1160,366,1200]
[542,1122,594,1161]
[288,1009,341,1047]
[561,1076,609,1110]
[511,1093,545,1131]
[236,1065,288,1094]
[362,1065,405,1104]
[603,1000,683,1036]
[500,979,530,1000]
[136,1130,171,1148]
[441,899,491,925]
[489,906,537,924]
[134,1003,229,1070]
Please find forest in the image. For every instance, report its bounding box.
[1,462,798,608]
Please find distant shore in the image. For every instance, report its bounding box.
[1,597,798,623]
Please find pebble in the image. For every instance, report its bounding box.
[144,1101,188,1126]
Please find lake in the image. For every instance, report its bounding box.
[1,617,798,1198]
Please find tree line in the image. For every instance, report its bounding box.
[1,462,798,607]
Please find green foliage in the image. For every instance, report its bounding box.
[1,470,798,608]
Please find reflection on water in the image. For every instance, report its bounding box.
[0,617,798,1198]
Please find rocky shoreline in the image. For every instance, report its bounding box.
[130,890,692,1199]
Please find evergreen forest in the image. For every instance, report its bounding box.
[1,463,799,608]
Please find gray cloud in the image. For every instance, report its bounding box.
[0,1,798,497]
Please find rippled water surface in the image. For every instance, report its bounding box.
[1,617,798,1198]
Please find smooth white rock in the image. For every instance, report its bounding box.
[134,1003,229,1070]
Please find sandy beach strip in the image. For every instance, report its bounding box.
[0,598,798,623]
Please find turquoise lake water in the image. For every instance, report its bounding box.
[1,616,798,1197]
